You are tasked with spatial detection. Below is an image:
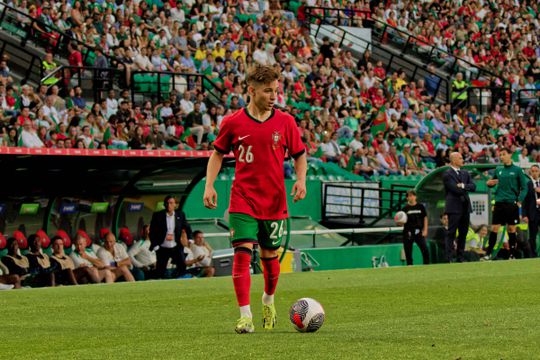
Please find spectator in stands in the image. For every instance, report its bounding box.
[70,233,114,284]
[184,230,215,278]
[50,236,78,285]
[97,232,135,282]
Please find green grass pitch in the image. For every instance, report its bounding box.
[1,259,539,359]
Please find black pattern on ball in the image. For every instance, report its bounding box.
[306,312,325,332]
[290,299,309,323]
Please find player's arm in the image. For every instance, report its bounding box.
[291,152,307,202]
[517,170,529,205]
[486,170,498,187]
[422,213,428,238]
[203,151,224,209]
[464,171,476,192]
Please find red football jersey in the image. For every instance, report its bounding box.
[213,107,305,220]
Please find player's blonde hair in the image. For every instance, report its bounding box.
[246,65,280,86]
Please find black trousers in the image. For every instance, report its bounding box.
[529,217,540,258]
[403,230,429,266]
[446,208,470,262]
[155,246,186,279]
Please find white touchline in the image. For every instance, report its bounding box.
[238,135,251,140]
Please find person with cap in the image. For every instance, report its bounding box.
[442,152,476,262]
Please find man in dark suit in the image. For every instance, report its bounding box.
[522,164,540,258]
[442,152,476,262]
[150,195,193,278]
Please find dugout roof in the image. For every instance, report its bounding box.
[0,149,232,208]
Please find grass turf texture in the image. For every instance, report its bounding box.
[1,260,539,360]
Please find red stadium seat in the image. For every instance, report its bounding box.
[13,230,28,250]
[36,229,51,248]
[118,227,134,246]
[76,229,92,247]
[56,230,72,248]
[0,232,6,250]
[99,228,110,240]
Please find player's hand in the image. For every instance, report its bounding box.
[291,181,307,203]
[203,186,218,209]
[486,179,498,187]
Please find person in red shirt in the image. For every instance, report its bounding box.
[204,65,307,334]
[67,42,83,67]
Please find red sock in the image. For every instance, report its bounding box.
[262,256,280,296]
[232,248,252,307]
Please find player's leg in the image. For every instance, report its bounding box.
[529,220,539,258]
[484,204,502,258]
[507,224,518,259]
[403,232,414,265]
[445,213,460,262]
[259,219,285,329]
[456,213,470,262]
[229,213,258,333]
[414,233,430,265]
[505,203,521,259]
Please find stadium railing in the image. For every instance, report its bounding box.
[130,70,224,105]
[453,86,511,114]
[321,182,408,227]
[303,6,506,87]
[0,36,43,85]
[42,65,123,102]
[516,89,540,121]
[304,10,451,103]
[0,2,115,67]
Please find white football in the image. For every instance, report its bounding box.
[394,211,408,225]
[289,298,325,333]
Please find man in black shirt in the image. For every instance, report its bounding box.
[399,190,430,266]
[319,37,333,61]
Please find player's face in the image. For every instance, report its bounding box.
[500,150,512,165]
[530,166,540,179]
[249,80,278,112]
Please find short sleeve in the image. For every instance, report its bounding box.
[213,116,233,154]
[285,115,305,159]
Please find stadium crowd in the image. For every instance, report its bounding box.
[0,0,538,179]
[0,227,215,289]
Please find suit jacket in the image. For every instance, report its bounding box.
[443,167,476,214]
[522,179,540,222]
[149,209,193,251]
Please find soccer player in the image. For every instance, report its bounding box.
[203,65,307,333]
[399,190,429,265]
[484,148,529,260]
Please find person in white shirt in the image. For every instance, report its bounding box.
[184,231,214,277]
[20,120,44,148]
[180,91,194,115]
[70,234,114,283]
[349,131,363,152]
[97,233,135,282]
[126,225,156,280]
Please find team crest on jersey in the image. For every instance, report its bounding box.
[272,131,282,149]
